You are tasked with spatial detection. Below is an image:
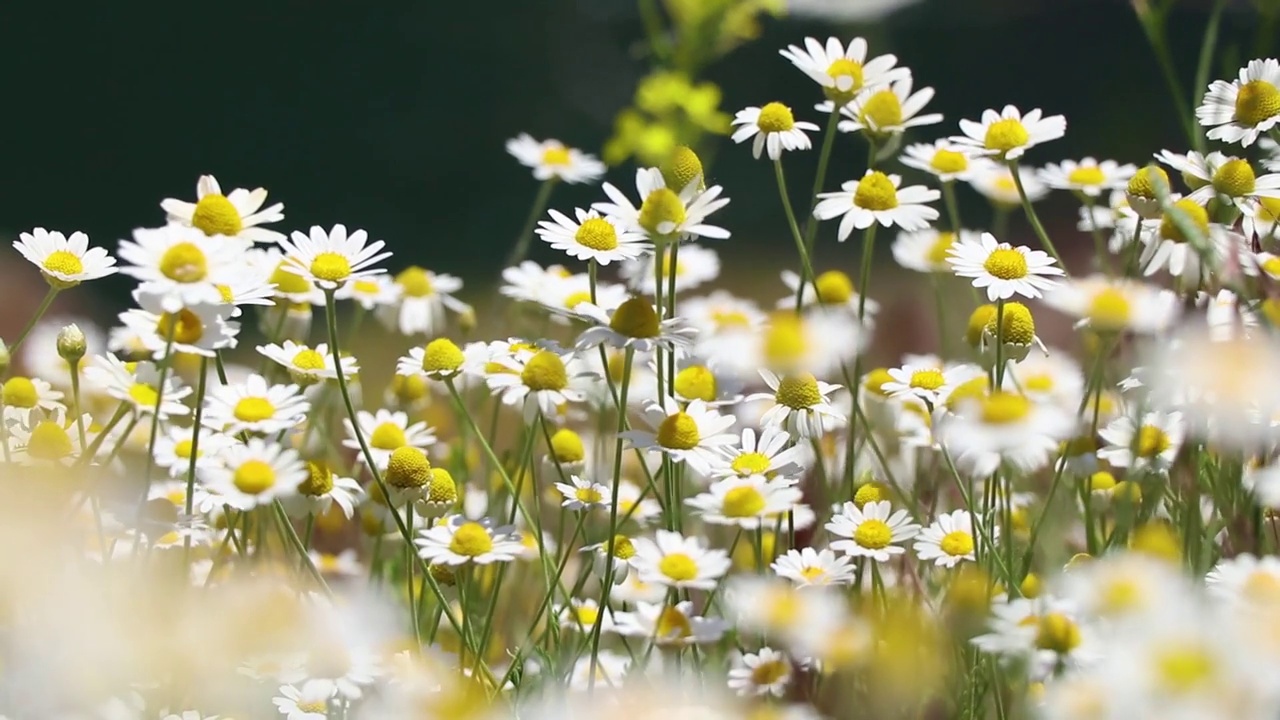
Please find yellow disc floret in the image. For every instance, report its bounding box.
[549,428,586,463]
[298,461,335,496]
[776,372,822,409]
[1159,199,1210,243]
[426,468,458,504]
[608,297,661,338]
[155,309,205,345]
[1067,166,1106,186]
[27,420,73,461]
[985,302,1036,345]
[853,518,893,549]
[858,89,903,130]
[980,391,1032,424]
[159,242,209,283]
[930,149,968,175]
[673,365,717,402]
[191,194,243,237]
[1235,80,1280,127]
[1127,165,1170,201]
[370,422,407,451]
[638,188,686,236]
[722,485,766,518]
[233,459,276,495]
[1211,158,1256,197]
[2,377,39,409]
[982,247,1029,280]
[309,252,352,283]
[853,171,899,211]
[233,397,276,424]
[814,270,854,304]
[662,146,705,193]
[731,452,771,476]
[940,530,975,557]
[421,338,465,376]
[521,351,568,391]
[658,552,698,582]
[574,218,619,252]
[42,250,84,279]
[449,522,494,557]
[983,118,1030,154]
[1087,288,1131,331]
[756,102,797,133]
[385,446,432,490]
[656,412,701,450]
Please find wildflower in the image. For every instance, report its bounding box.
[777,268,880,317]
[375,266,471,337]
[915,509,986,567]
[622,398,737,474]
[83,354,191,418]
[1125,164,1173,218]
[838,76,943,138]
[1159,150,1280,214]
[203,374,309,435]
[117,224,246,312]
[1038,157,1136,197]
[396,337,473,382]
[971,597,1091,679]
[310,549,364,578]
[778,36,910,107]
[826,500,921,562]
[968,162,1048,206]
[1003,352,1085,409]
[1041,275,1179,334]
[506,133,605,184]
[813,170,940,238]
[573,296,698,354]
[289,460,364,519]
[892,229,980,274]
[1,374,65,417]
[334,273,400,310]
[629,529,731,590]
[686,474,803,529]
[415,515,524,566]
[951,105,1067,160]
[485,346,587,422]
[771,547,856,587]
[9,410,86,465]
[257,341,357,385]
[341,409,437,469]
[567,651,630,691]
[942,390,1073,477]
[199,438,307,510]
[595,167,730,242]
[979,301,1048,363]
[946,232,1064,301]
[153,426,234,480]
[556,598,614,633]
[731,102,820,160]
[882,363,963,407]
[162,174,285,243]
[277,224,391,291]
[1196,58,1280,146]
[535,208,651,265]
[901,139,983,182]
[554,476,610,512]
[1097,410,1184,473]
[618,243,722,295]
[1206,553,1280,606]
[118,295,240,358]
[728,647,793,697]
[709,426,807,480]
[13,228,117,289]
[613,600,730,646]
[273,681,335,720]
[750,368,846,439]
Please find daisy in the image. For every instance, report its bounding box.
[777,268,880,317]
[901,139,984,182]
[277,224,391,291]
[837,76,943,138]
[946,232,1064,301]
[1206,553,1280,606]
[629,529,731,590]
[1130,199,1218,280]
[731,102,820,160]
[118,296,240,359]
[375,266,471,337]
[8,411,86,465]
[82,354,192,418]
[535,207,650,265]
[1244,197,1280,240]
[1041,275,1180,334]
[556,598,615,633]
[310,549,364,578]
[612,600,729,646]
[13,228,117,288]
[116,224,246,312]
[915,509,985,568]
[288,459,364,519]
[162,174,285,243]
[617,243,721,295]
[202,374,309,435]
[198,438,307,510]
[771,547,856,587]
[485,347,588,422]
[395,338,476,382]
[1159,150,1280,213]
[709,426,807,479]
[826,500,921,562]
[813,170,940,238]
[940,390,1074,478]
[500,260,574,304]
[573,296,698,354]
[1097,410,1185,473]
[1003,352,1085,409]
[686,474,803,529]
[333,273,401,310]
[567,651,630,691]
[749,369,845,439]
[253,247,324,306]
[272,681,334,720]
[341,409,437,469]
[951,105,1067,160]
[971,597,1092,678]
[728,647,793,698]
[681,290,767,337]
[554,476,609,512]
[1,374,65,417]
[505,133,605,184]
[778,36,911,108]
[1196,58,1280,146]
[622,398,737,474]
[968,162,1048,206]
[882,363,962,407]
[257,341,357,385]
[658,356,744,407]
[152,425,234,480]
[414,515,524,566]
[1038,157,1136,197]
[593,167,730,242]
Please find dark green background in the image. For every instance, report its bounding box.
[0,0,1249,315]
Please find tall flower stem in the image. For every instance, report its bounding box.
[941,180,963,232]
[182,357,209,566]
[1008,160,1063,266]
[142,330,177,489]
[506,179,557,267]
[774,160,819,314]
[845,224,878,484]
[9,287,59,353]
[790,109,843,311]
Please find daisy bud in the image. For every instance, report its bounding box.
[662,145,705,193]
[56,323,87,364]
[1034,613,1081,654]
[853,480,890,509]
[428,562,456,587]
[1088,470,1117,493]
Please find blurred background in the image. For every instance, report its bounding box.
[0,0,1266,349]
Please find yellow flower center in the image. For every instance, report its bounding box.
[572,217,619,252]
[1035,613,1082,654]
[1211,158,1256,197]
[1023,374,1054,393]
[722,485,766,517]
[27,420,73,461]
[1086,288,1131,331]
[854,481,888,508]
[233,459,276,495]
[756,102,796,133]
[1067,166,1106,186]
[656,605,693,637]
[370,422,407,451]
[946,376,989,410]
[352,279,380,295]
[155,309,205,345]
[1243,571,1280,603]
[574,486,604,504]
[927,232,955,265]
[858,89,903,129]
[390,374,428,404]
[421,338,464,375]
[638,188,686,236]
[174,439,196,460]
[385,446,431,489]
[610,534,636,560]
[940,530,975,557]
[128,383,159,407]
[983,118,1030,154]
[824,58,864,103]
[814,270,854,304]
[396,266,433,297]
[863,368,895,397]
[521,350,569,391]
[853,518,893,549]
[1127,166,1170,200]
[233,397,276,423]
[979,391,1032,424]
[1235,80,1280,127]
[985,301,1036,345]
[1135,425,1170,457]
[751,659,790,686]
[541,146,571,166]
[711,309,750,329]
[1156,645,1216,692]
[764,314,807,369]
[290,349,325,371]
[930,149,968,175]
[608,297,661,338]
[1259,197,1280,224]
[2,377,38,409]
[731,452,771,476]
[909,369,945,391]
[562,290,592,310]
[853,171,899,211]
[191,194,243,236]
[309,252,352,283]
[673,365,717,402]
[656,412,701,450]
[663,146,705,192]
[270,261,312,295]
[574,605,600,627]
[158,242,209,283]
[41,250,84,277]
[298,461,335,496]
[1112,480,1142,504]
[449,522,494,557]
[776,372,822,409]
[658,552,699,582]
[799,565,827,582]
[1088,471,1117,492]
[1159,199,1210,243]
[296,700,328,714]
[982,247,1029,280]
[549,429,585,463]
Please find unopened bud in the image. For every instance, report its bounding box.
[57,324,87,364]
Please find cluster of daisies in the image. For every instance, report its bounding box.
[8,25,1280,720]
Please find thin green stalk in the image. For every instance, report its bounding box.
[183,357,209,566]
[1136,8,1199,148]
[1081,196,1111,274]
[1191,0,1226,155]
[272,499,332,595]
[845,224,878,484]
[1008,160,1063,266]
[506,179,557,267]
[405,505,421,644]
[9,287,59,352]
[792,109,843,309]
[774,159,819,314]
[941,180,963,233]
[141,329,177,490]
[666,240,678,396]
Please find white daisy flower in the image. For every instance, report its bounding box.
[968,161,1048,206]
[199,438,307,510]
[1196,58,1280,146]
[333,273,401,310]
[777,268,880,318]
[116,224,248,312]
[1097,410,1185,473]
[915,509,984,567]
[535,207,651,265]
[573,296,698,354]
[252,247,324,306]
[682,290,767,337]
[621,398,737,475]
[728,647,793,698]
[940,390,1074,478]
[277,224,391,291]
[7,410,86,465]
[778,36,911,109]
[152,425,234,480]
[0,374,65,417]
[310,549,364,578]
[1076,189,1132,233]
[500,260,574,303]
[1038,157,1137,197]
[554,476,609,512]
[202,373,309,436]
[838,75,943,138]
[771,547,856,587]
[257,341,357,385]
[1041,275,1180,334]
[882,363,963,407]
[1158,150,1280,214]
[629,529,731,590]
[1128,199,1230,281]
[341,409,437,469]
[617,243,721,295]
[892,228,981,274]
[286,459,364,519]
[814,170,940,238]
[13,228,117,288]
[375,266,471,337]
[709,426,807,480]
[505,133,605,184]
[556,598,615,633]
[686,474,803,529]
[118,295,239,359]
[826,500,921,563]
[485,347,588,422]
[1003,352,1085,410]
[971,596,1093,678]
[951,105,1067,160]
[731,102,820,160]
[901,139,984,182]
[1206,553,1280,606]
[593,167,730,242]
[162,174,285,244]
[612,600,729,646]
[1244,196,1280,240]
[414,515,524,566]
[272,681,334,720]
[82,354,191,418]
[946,232,1064,301]
[395,338,478,382]
[749,368,845,439]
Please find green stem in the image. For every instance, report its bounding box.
[183,357,209,567]
[142,330,177,489]
[941,180,963,233]
[1007,160,1063,266]
[845,224,878,484]
[1191,0,1225,155]
[774,160,819,314]
[9,287,59,353]
[273,499,332,595]
[506,179,557,268]
[1137,8,1199,149]
[792,109,843,310]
